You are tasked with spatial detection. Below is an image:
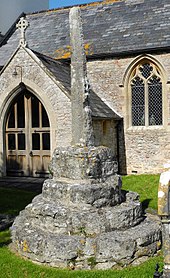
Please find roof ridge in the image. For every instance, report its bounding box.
[0,12,25,47]
[25,0,123,16]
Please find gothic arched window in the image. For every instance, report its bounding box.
[130,62,162,126]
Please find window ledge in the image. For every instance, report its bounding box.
[127,125,165,131]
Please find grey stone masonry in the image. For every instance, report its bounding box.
[50,146,118,181]
[70,7,94,147]
[11,145,162,269]
[10,6,162,270]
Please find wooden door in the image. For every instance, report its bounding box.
[6,92,50,177]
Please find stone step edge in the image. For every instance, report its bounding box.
[15,196,144,234]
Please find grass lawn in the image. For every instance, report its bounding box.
[122,174,160,211]
[0,187,37,215]
[0,174,163,277]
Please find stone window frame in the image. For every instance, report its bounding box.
[124,56,167,130]
[130,61,163,127]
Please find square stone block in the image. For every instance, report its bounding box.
[50,146,118,180]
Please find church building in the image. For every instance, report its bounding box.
[0,0,169,177]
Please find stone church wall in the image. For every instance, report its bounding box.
[93,119,117,157]
[0,47,118,177]
[1,46,170,175]
[0,47,72,176]
[87,53,170,174]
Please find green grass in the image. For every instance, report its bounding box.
[0,175,163,277]
[0,187,37,215]
[122,174,160,211]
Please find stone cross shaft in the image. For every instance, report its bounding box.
[16,17,29,47]
[69,7,94,147]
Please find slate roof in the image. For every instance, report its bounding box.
[89,90,121,120]
[33,50,121,120]
[0,0,170,65]
[34,50,71,94]
[0,40,119,119]
[0,34,3,42]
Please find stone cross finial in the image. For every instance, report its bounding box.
[16,17,29,47]
[69,7,94,147]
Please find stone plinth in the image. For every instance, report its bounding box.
[42,177,122,207]
[11,146,161,269]
[50,146,118,180]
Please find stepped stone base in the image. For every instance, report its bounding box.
[11,178,161,269]
[11,146,162,269]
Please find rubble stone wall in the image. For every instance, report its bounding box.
[87,53,170,174]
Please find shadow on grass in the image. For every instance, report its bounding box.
[0,187,38,215]
[141,199,152,212]
[121,190,153,214]
[0,238,12,248]
[0,229,12,248]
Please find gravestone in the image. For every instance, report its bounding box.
[158,165,170,277]
[11,7,161,269]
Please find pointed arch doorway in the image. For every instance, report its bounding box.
[5,89,51,177]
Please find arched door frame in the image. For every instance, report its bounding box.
[0,79,57,176]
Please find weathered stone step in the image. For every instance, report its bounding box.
[17,193,143,235]
[11,215,161,269]
[95,215,161,268]
[42,177,122,207]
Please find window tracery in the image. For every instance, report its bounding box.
[130,61,162,126]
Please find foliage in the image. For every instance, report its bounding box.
[87,256,97,268]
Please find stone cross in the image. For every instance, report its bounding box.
[16,17,29,47]
[69,7,94,147]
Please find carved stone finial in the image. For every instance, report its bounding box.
[16,17,29,47]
